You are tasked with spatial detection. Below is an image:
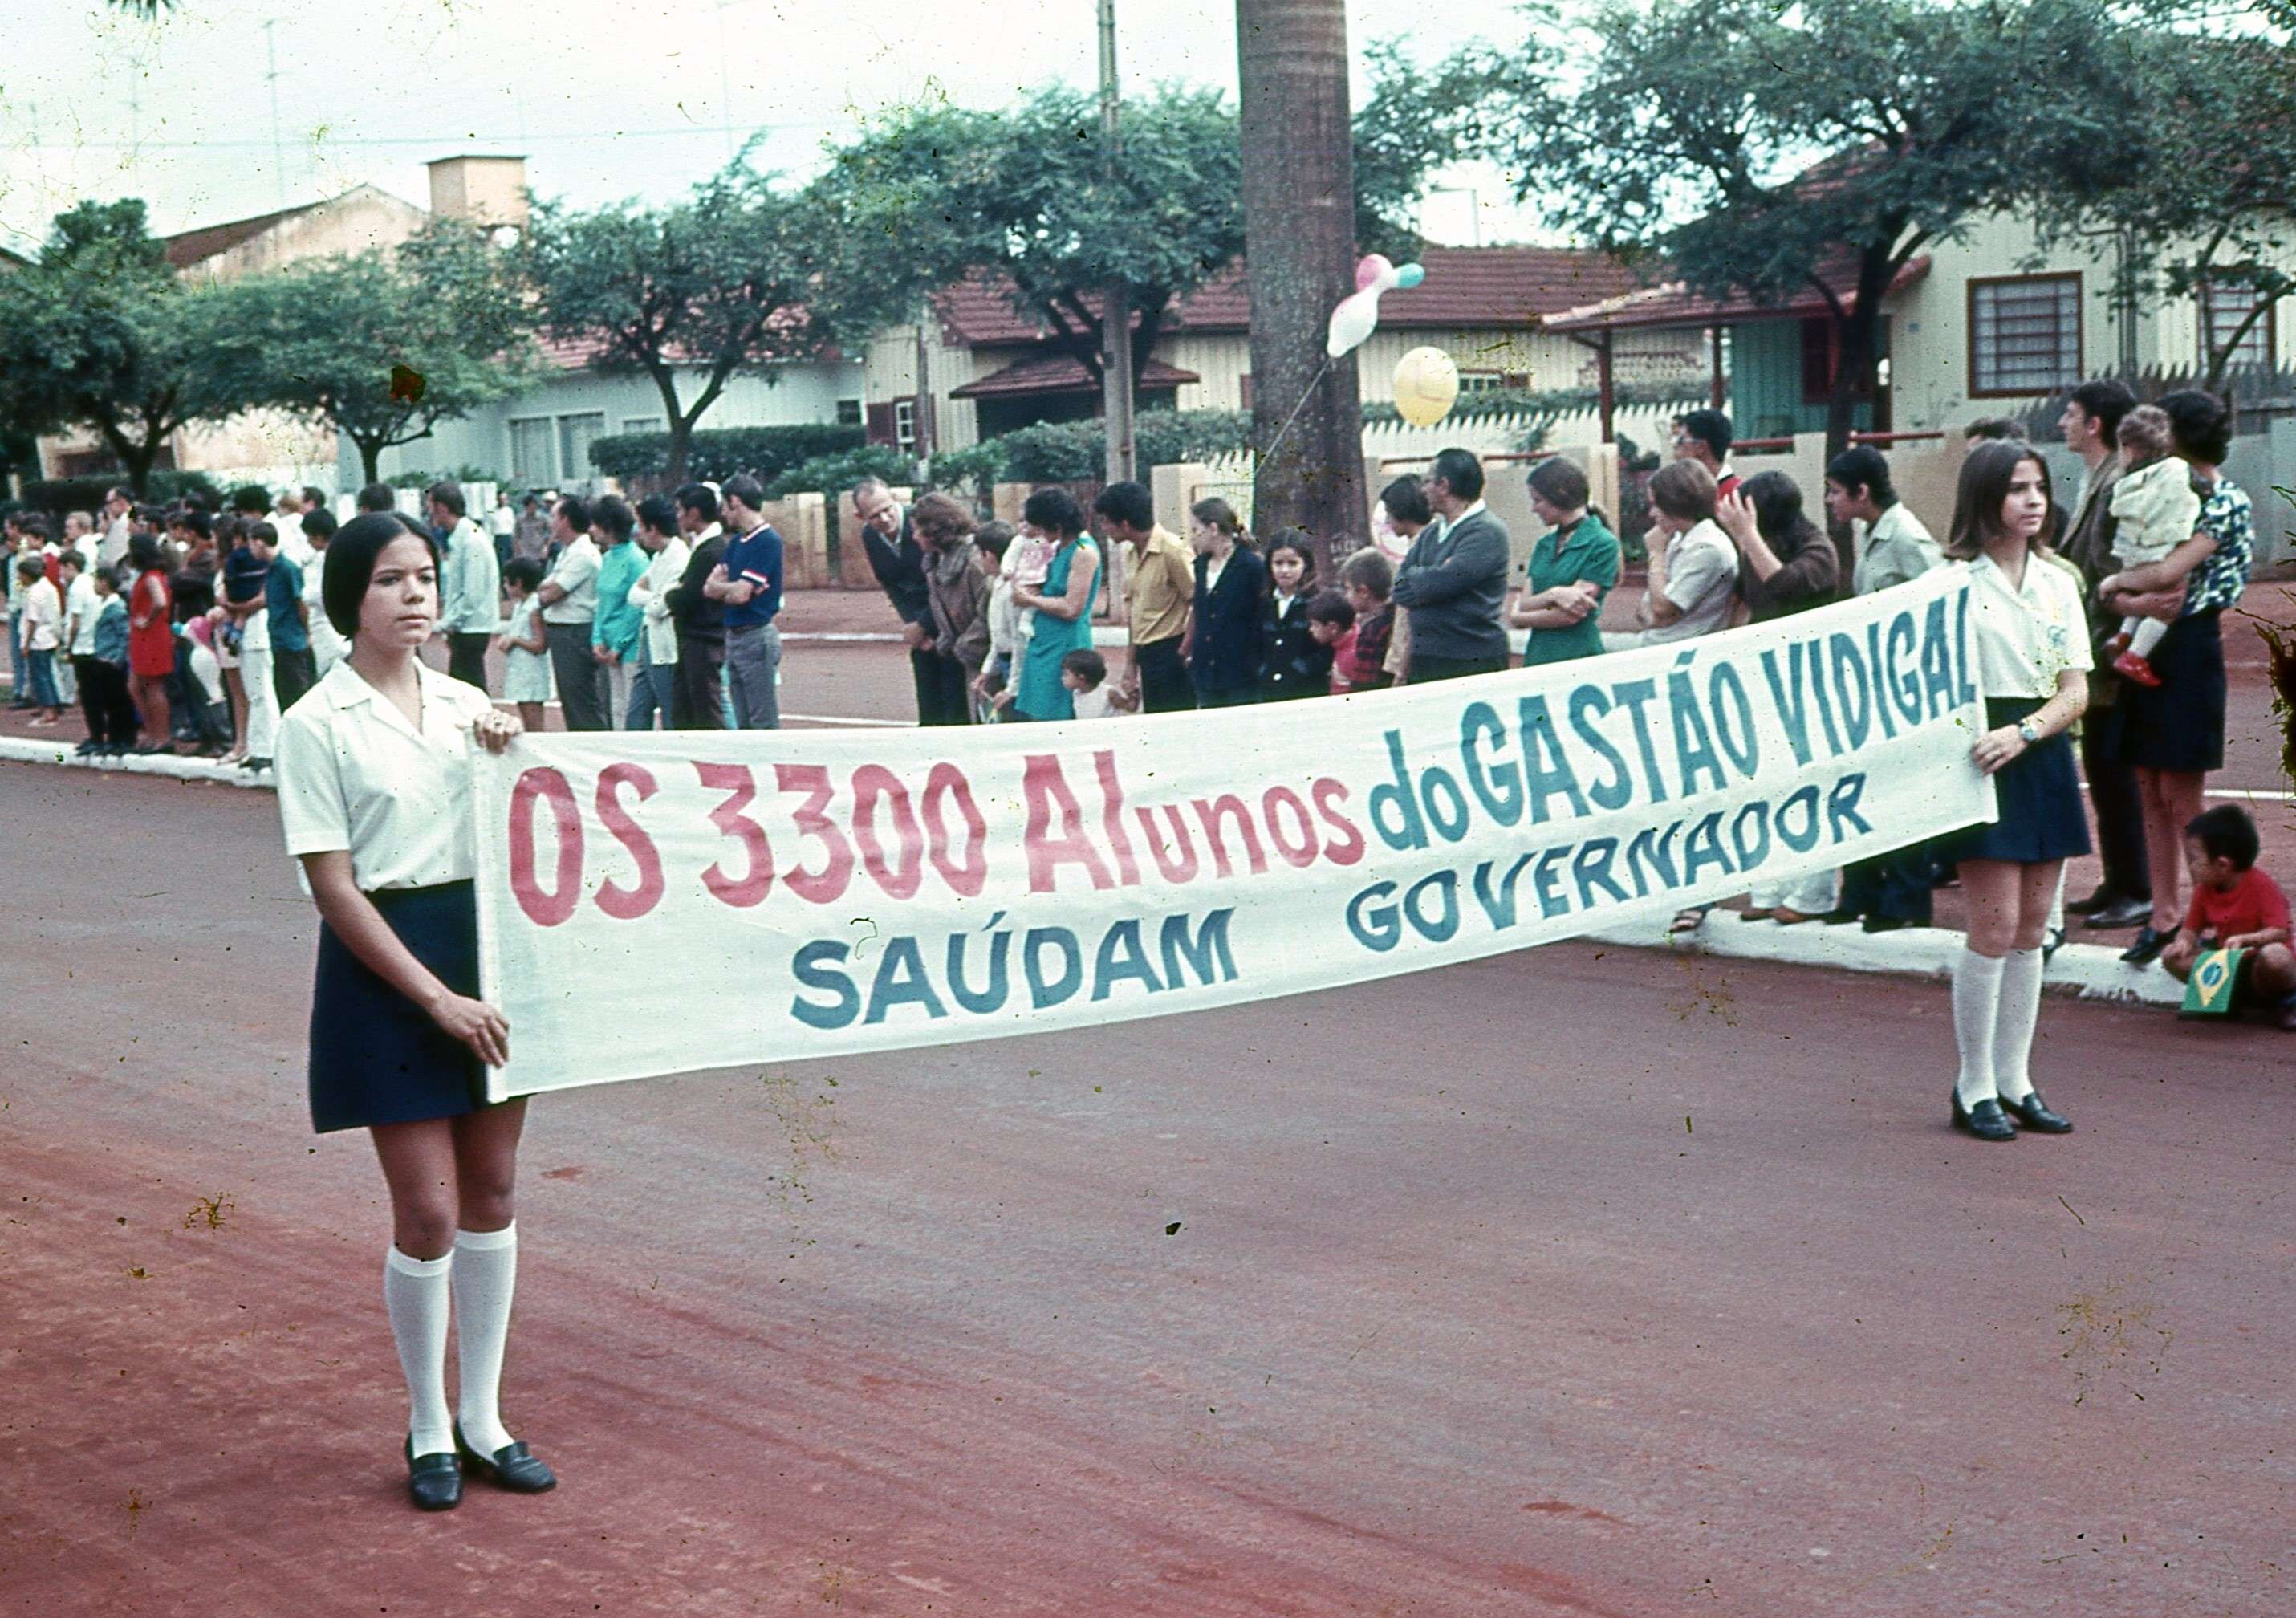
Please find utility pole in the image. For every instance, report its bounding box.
[716,1,740,161]
[1098,0,1136,485]
[264,19,287,211]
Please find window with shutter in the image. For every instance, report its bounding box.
[865,402,897,446]
[2200,277,2275,372]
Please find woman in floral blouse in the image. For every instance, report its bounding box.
[2098,389,2253,965]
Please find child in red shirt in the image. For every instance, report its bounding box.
[1331,548,1396,693]
[2161,805,2296,1028]
[1309,592,1359,694]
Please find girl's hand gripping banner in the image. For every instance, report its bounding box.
[473,568,1989,1100]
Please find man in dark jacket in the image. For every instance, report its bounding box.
[665,482,727,729]
[1390,448,1511,682]
[2054,378,2148,929]
[855,476,965,725]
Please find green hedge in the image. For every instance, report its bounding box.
[929,410,1254,493]
[589,424,866,486]
[19,472,223,514]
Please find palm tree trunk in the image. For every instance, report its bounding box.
[1237,0,1365,572]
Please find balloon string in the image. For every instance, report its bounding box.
[1256,355,1333,470]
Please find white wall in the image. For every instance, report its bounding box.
[368,357,865,489]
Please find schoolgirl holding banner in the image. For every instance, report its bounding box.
[274,511,556,1510]
[1937,441,2091,1142]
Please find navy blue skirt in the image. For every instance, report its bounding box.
[1941,698,2093,867]
[309,881,490,1134]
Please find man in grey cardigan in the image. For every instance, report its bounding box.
[1390,448,1511,683]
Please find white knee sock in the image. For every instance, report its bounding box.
[1993,947,2045,1105]
[1953,948,2005,1108]
[384,1246,454,1457]
[452,1224,518,1455]
[2129,616,2168,659]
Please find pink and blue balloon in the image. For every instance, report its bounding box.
[1325,254,1428,359]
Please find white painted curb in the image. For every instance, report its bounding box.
[0,735,274,789]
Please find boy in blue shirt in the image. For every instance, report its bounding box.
[252,522,316,713]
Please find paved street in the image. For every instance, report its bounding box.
[3,680,2290,1615]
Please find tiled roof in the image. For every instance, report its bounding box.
[1543,254,1933,333]
[162,200,324,269]
[932,246,1648,348]
[949,354,1201,400]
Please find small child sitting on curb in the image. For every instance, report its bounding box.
[2160,804,2296,1030]
[1059,648,1130,719]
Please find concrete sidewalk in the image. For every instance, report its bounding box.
[1,733,2190,1009]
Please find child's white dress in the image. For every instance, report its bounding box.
[502,596,551,704]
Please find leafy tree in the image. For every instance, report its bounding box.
[0,199,251,495]
[523,164,837,486]
[810,63,1445,412]
[2068,24,2296,389]
[213,221,541,486]
[1441,0,2205,464]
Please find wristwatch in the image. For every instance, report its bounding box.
[2016,718,2042,746]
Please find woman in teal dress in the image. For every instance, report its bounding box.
[1010,486,1103,721]
[1506,457,1619,665]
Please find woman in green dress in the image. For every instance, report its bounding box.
[1506,457,1619,665]
[1010,486,1102,721]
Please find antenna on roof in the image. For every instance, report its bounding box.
[263,19,286,212]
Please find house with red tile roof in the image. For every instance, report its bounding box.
[862,246,1712,456]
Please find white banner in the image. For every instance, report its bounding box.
[473,568,1990,1099]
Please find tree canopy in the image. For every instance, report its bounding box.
[523,163,841,486]
[0,199,252,494]
[213,220,541,485]
[1436,0,2234,458]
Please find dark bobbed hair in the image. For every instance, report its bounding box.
[1648,459,1718,524]
[504,556,547,592]
[635,494,679,537]
[1526,456,1589,513]
[323,512,437,637]
[1379,474,1432,527]
[1825,445,1896,508]
[129,533,165,571]
[1674,408,1732,461]
[1023,486,1086,539]
[1429,447,1484,502]
[1945,440,2053,560]
[2159,388,2232,466]
[2068,379,2138,441]
[2186,803,2260,869]
[1092,480,1155,531]
[593,493,636,544]
[675,482,718,523]
[1059,647,1107,684]
[1741,470,1825,559]
[356,482,396,513]
[1306,588,1355,629]
[1264,526,1316,589]
[302,506,339,543]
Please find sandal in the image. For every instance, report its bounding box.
[1737,907,1775,923]
[1668,908,1705,937]
[1773,908,1817,925]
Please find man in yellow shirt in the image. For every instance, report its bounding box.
[1095,482,1197,713]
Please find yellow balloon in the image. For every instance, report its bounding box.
[1392,346,1460,428]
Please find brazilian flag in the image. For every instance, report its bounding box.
[2180,948,2245,1017]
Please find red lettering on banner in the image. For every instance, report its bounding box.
[776,762,855,905]
[594,763,666,920]
[921,762,989,896]
[1021,754,1115,893]
[851,765,924,900]
[1262,786,1319,868]
[1093,750,1140,886]
[695,762,774,907]
[507,766,583,927]
[1313,778,1366,866]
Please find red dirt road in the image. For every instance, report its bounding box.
[2,763,2290,1616]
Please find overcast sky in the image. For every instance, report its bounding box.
[0,0,1546,256]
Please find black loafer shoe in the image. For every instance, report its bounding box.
[2042,925,2066,966]
[405,1437,462,1511]
[2121,925,2172,966]
[2066,886,2117,916]
[1862,916,1913,933]
[2085,896,2152,931]
[1951,1090,2017,1142]
[2001,1091,2071,1133]
[455,1425,557,1493]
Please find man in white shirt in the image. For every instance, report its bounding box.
[99,488,134,571]
[1672,409,1741,498]
[624,494,690,730]
[537,495,608,730]
[300,508,347,673]
[1825,446,1940,597]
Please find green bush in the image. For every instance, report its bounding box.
[930,410,1253,492]
[20,471,222,514]
[589,424,866,486]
